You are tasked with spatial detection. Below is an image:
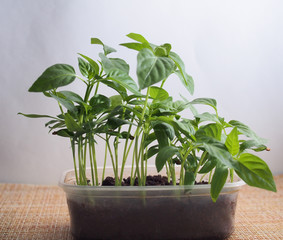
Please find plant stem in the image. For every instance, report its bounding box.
[88,134,95,186]
[71,138,79,185]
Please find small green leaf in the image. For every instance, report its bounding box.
[152,121,174,149]
[50,93,77,115]
[225,127,240,156]
[211,164,229,202]
[235,153,277,192]
[155,146,179,172]
[78,53,99,75]
[229,120,266,144]
[18,113,58,119]
[90,38,116,55]
[195,112,220,124]
[145,145,159,160]
[239,140,267,153]
[78,57,94,78]
[29,64,76,92]
[154,46,167,57]
[59,91,83,103]
[198,157,217,174]
[99,53,129,74]
[110,95,123,108]
[107,69,141,96]
[120,42,146,51]
[137,48,175,89]
[175,71,194,95]
[196,123,222,141]
[64,113,83,132]
[190,98,217,112]
[126,33,149,44]
[149,86,169,101]
[54,129,74,137]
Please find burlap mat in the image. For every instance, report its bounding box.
[0,175,282,240]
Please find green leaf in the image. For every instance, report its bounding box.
[110,95,123,108]
[120,42,145,51]
[195,112,220,124]
[239,140,267,153]
[89,94,111,114]
[107,117,133,130]
[90,37,116,55]
[145,145,159,160]
[211,164,229,202]
[29,64,76,92]
[137,48,175,89]
[126,33,149,44]
[64,113,83,132]
[203,141,236,169]
[190,98,217,112]
[229,120,266,144]
[155,146,179,172]
[154,46,168,57]
[99,53,129,74]
[78,53,99,75]
[225,127,240,156]
[235,153,277,192]
[175,71,194,95]
[196,123,222,141]
[184,171,195,185]
[169,51,194,95]
[100,80,128,100]
[78,57,93,78]
[198,157,217,174]
[107,69,141,96]
[18,113,58,119]
[149,86,169,101]
[59,91,83,103]
[152,121,175,149]
[50,93,77,115]
[54,129,74,137]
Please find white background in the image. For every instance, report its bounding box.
[1,0,282,184]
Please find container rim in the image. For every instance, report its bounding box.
[58,167,246,193]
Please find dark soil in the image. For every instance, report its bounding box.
[67,176,236,240]
[101,175,208,186]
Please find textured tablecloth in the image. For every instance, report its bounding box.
[0,175,282,240]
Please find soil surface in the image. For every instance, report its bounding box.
[101,175,208,186]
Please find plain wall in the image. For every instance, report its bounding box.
[0,0,282,184]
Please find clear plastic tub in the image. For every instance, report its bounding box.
[59,167,245,240]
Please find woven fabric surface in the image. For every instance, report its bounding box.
[0,175,282,240]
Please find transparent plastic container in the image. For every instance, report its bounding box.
[59,167,245,240]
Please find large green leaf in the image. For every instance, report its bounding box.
[198,157,217,174]
[211,163,229,202]
[29,64,76,92]
[99,53,129,74]
[155,146,179,172]
[107,69,141,96]
[137,48,175,89]
[235,153,277,192]
[225,127,240,156]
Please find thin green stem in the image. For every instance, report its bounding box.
[88,134,95,186]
